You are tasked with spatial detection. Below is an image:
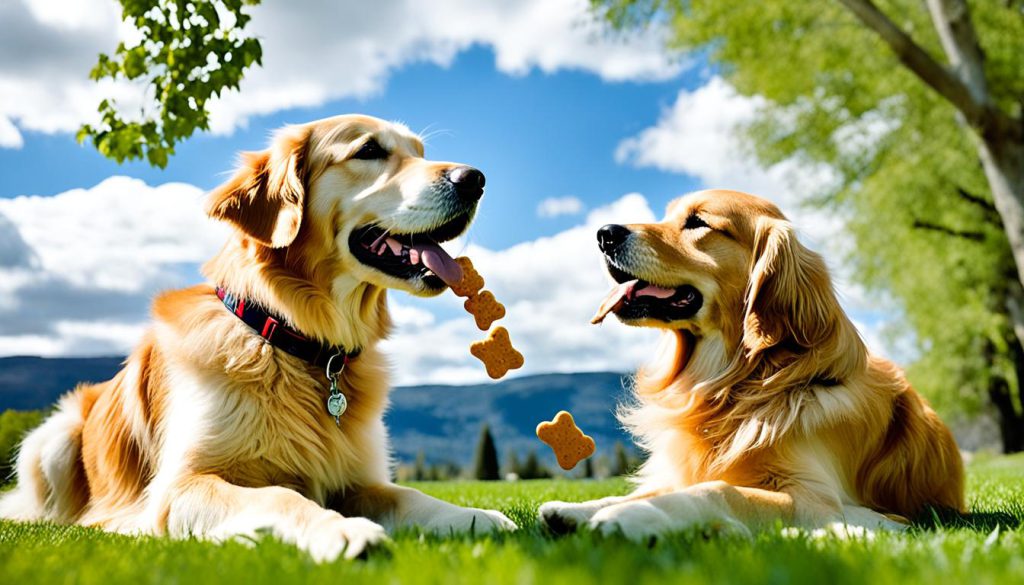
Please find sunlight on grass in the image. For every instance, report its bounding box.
[1,457,1021,584]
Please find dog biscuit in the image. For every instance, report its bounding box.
[469,326,524,379]
[536,411,595,471]
[450,257,485,297]
[464,290,506,331]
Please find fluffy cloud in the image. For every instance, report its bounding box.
[0,0,682,143]
[383,194,661,385]
[0,169,901,382]
[615,77,841,241]
[0,177,227,355]
[536,196,585,218]
[615,76,901,360]
[0,178,664,385]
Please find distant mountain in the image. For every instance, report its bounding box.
[388,371,636,468]
[0,356,636,470]
[0,356,125,410]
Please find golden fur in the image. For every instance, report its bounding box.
[541,189,963,539]
[0,115,514,561]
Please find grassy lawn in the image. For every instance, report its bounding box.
[1,454,1022,585]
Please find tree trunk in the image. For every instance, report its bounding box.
[976,136,1024,298]
[840,0,1024,295]
[989,334,1024,454]
[988,375,1024,454]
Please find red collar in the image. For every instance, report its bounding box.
[215,286,360,375]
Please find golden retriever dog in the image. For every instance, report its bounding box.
[539,189,964,540]
[0,114,515,560]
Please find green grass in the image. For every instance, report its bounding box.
[2,455,1023,585]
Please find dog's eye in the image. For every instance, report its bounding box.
[684,214,710,230]
[352,139,389,161]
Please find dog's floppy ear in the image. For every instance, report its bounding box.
[206,126,310,248]
[741,217,842,356]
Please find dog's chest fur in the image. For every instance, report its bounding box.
[151,290,393,505]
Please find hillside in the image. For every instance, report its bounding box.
[0,356,635,470]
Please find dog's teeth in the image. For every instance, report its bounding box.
[409,248,420,265]
[385,238,404,256]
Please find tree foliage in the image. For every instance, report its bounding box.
[595,0,1024,450]
[78,0,263,168]
[473,423,501,481]
[0,410,44,485]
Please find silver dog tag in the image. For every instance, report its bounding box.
[327,392,347,424]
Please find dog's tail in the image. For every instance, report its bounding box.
[0,388,91,523]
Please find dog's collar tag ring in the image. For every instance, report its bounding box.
[325,352,349,426]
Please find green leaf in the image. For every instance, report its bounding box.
[80,0,264,168]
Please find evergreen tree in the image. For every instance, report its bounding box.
[504,448,521,478]
[520,449,549,480]
[472,423,500,480]
[612,441,632,477]
[581,456,594,479]
[413,450,427,481]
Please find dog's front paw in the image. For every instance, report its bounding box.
[423,507,517,536]
[588,500,751,544]
[301,516,390,562]
[539,500,607,535]
[588,501,676,543]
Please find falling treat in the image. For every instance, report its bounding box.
[450,257,485,298]
[464,290,506,331]
[536,411,596,471]
[470,326,524,379]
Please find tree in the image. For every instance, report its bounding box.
[519,449,551,480]
[581,456,595,479]
[413,450,428,481]
[600,0,1024,305]
[79,0,263,168]
[0,410,44,486]
[611,441,633,477]
[504,448,521,478]
[472,423,501,480]
[596,0,1024,452]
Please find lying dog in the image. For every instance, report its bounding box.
[540,189,964,540]
[0,115,515,560]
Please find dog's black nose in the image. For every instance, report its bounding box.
[597,224,631,253]
[447,166,485,201]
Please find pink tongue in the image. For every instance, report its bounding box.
[591,279,637,324]
[634,283,676,299]
[413,240,463,286]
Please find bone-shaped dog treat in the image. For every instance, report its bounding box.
[536,411,596,471]
[469,326,524,379]
[464,290,506,331]
[450,257,485,298]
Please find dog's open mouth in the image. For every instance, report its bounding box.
[592,263,703,324]
[349,214,470,289]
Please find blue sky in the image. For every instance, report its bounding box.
[0,0,891,384]
[0,46,702,249]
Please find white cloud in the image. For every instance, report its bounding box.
[0,180,663,385]
[0,0,682,143]
[0,173,906,383]
[0,177,228,355]
[536,196,585,218]
[382,193,661,385]
[615,76,904,360]
[615,77,839,235]
[0,115,23,148]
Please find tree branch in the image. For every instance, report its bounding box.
[957,186,1003,224]
[836,0,1017,138]
[957,186,997,212]
[926,0,989,104]
[912,218,986,241]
